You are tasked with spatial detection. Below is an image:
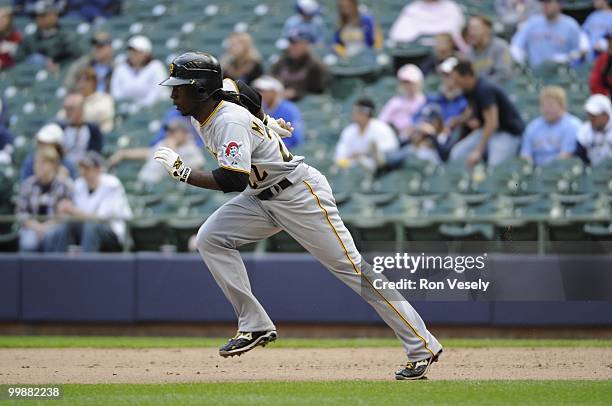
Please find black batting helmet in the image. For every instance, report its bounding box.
[160,52,223,101]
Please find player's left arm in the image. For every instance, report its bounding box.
[153,147,249,192]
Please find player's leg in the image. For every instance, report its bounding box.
[263,166,442,370]
[195,193,281,348]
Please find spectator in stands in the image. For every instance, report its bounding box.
[449,60,525,167]
[0,99,14,165]
[65,31,115,93]
[48,151,131,252]
[149,108,202,148]
[389,0,465,47]
[335,97,398,171]
[376,104,445,168]
[20,123,78,180]
[252,75,303,148]
[220,32,263,86]
[333,0,382,58]
[582,0,612,57]
[378,64,426,136]
[110,35,169,108]
[271,27,327,101]
[421,33,462,76]
[421,57,468,129]
[16,146,73,252]
[0,7,22,69]
[14,0,80,70]
[590,30,612,97]
[520,86,581,166]
[466,15,513,82]
[495,0,541,30]
[58,92,103,165]
[576,94,612,165]
[283,0,326,47]
[58,67,114,134]
[108,118,204,185]
[63,0,121,22]
[510,0,587,68]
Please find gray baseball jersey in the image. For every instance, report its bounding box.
[190,90,442,363]
[191,100,304,195]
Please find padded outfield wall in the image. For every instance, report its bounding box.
[0,253,611,326]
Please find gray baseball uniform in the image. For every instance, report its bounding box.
[192,97,442,362]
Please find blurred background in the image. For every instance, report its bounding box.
[0,0,611,336]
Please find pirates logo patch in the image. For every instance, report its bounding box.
[223,141,242,165]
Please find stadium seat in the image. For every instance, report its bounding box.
[167,218,201,252]
[129,218,168,251]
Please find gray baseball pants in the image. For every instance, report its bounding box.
[195,164,442,361]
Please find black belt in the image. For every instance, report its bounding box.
[256,178,293,200]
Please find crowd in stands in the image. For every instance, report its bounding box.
[0,0,611,252]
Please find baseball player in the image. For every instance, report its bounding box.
[154,52,443,380]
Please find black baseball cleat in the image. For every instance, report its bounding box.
[219,330,277,358]
[395,350,442,380]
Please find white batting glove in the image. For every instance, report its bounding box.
[264,114,294,138]
[153,146,191,182]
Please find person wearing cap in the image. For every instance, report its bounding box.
[335,97,399,170]
[252,75,303,148]
[282,0,326,47]
[378,64,426,136]
[0,7,22,70]
[589,29,612,97]
[220,32,263,86]
[16,145,73,252]
[20,122,78,181]
[582,0,612,58]
[271,27,327,101]
[419,57,468,131]
[110,35,169,108]
[49,151,132,252]
[511,0,587,68]
[65,31,115,93]
[108,118,205,185]
[576,94,612,165]
[59,92,103,165]
[520,86,581,166]
[13,0,81,70]
[58,67,115,134]
[449,60,525,167]
[466,15,513,82]
[333,0,383,58]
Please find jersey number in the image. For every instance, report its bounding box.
[252,121,294,163]
[249,164,268,189]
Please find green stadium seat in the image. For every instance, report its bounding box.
[167,218,201,252]
[129,218,167,251]
[439,223,493,241]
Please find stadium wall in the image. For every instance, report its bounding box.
[0,254,611,326]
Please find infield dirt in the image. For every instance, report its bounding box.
[1,347,612,383]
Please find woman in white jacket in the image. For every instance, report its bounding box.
[110,35,169,108]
